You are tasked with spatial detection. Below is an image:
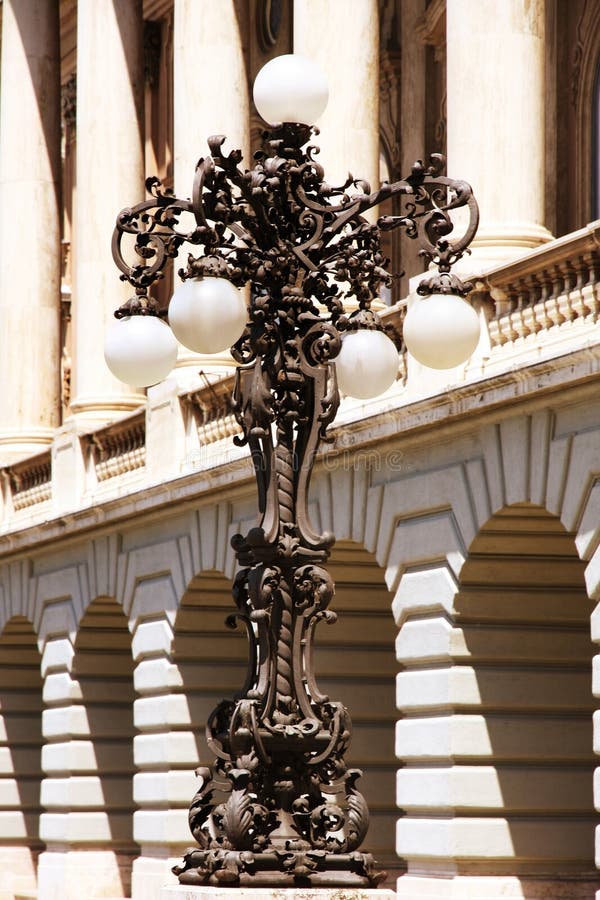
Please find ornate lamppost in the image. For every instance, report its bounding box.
[106,54,479,889]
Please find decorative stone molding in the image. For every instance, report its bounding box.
[570,0,600,224]
[415,0,446,155]
[379,50,401,179]
[84,413,146,484]
[257,0,284,50]
[415,0,445,60]
[61,73,76,135]
[379,0,401,178]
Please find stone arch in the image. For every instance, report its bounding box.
[131,568,247,870]
[124,505,255,896]
[72,596,137,888]
[395,502,598,899]
[322,540,399,881]
[0,616,43,898]
[74,594,136,832]
[39,596,137,899]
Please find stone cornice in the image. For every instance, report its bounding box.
[0,344,598,563]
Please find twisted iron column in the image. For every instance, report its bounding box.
[111,123,479,887]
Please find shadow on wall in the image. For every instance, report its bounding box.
[172,571,249,820]
[0,616,43,897]
[73,597,137,896]
[318,541,400,884]
[172,551,400,884]
[456,503,598,883]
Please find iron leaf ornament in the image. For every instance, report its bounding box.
[111,108,478,885]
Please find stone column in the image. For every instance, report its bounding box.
[172,0,250,382]
[446,0,553,269]
[131,614,198,900]
[294,0,379,203]
[70,0,146,424]
[0,0,61,463]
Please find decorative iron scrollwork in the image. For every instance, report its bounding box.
[112,121,478,886]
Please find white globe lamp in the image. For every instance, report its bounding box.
[253,54,328,126]
[168,277,247,355]
[104,314,178,387]
[335,329,399,400]
[403,292,480,369]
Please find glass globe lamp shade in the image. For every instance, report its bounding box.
[104,315,178,387]
[253,54,328,125]
[168,277,247,355]
[335,329,399,400]
[403,292,480,369]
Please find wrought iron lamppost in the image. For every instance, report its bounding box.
[106,54,480,889]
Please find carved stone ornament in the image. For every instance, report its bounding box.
[61,74,76,134]
[111,122,478,886]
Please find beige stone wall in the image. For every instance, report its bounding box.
[1,2,600,900]
[0,376,597,898]
[0,0,62,463]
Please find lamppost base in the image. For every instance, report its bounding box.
[173,849,387,889]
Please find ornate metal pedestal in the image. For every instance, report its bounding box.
[112,123,478,888]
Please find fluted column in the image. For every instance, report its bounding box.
[0,0,61,463]
[172,0,250,381]
[70,0,145,423]
[294,0,379,206]
[446,0,553,269]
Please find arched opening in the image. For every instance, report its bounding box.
[72,597,137,896]
[455,503,597,887]
[0,616,43,897]
[172,570,248,777]
[317,541,399,883]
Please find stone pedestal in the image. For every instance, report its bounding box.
[161,888,396,900]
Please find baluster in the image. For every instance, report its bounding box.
[509,280,529,340]
[553,261,575,322]
[495,283,519,345]
[522,273,542,336]
[541,267,564,327]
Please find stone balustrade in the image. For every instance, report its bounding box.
[181,375,240,447]
[0,453,52,516]
[85,414,147,485]
[483,219,600,348]
[0,221,599,537]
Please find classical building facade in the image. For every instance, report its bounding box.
[0,1,599,899]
